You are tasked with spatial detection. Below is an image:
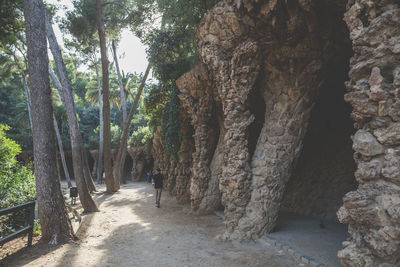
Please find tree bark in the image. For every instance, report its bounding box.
[113,64,151,182]
[11,43,74,190]
[50,68,96,192]
[83,147,96,192]
[53,115,73,188]
[111,40,127,184]
[23,0,74,243]
[45,10,98,212]
[96,0,119,192]
[94,61,104,184]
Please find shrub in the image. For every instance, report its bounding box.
[0,124,36,238]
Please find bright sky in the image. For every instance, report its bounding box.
[46,0,150,76]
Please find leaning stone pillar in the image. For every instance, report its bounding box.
[177,63,220,213]
[197,2,262,238]
[233,59,322,240]
[337,2,400,266]
[196,0,337,240]
[175,115,194,203]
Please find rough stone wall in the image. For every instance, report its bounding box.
[151,127,171,184]
[149,0,399,265]
[337,1,400,266]
[177,63,222,213]
[196,0,350,240]
[152,119,194,203]
[175,116,194,203]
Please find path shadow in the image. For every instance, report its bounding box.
[89,183,295,266]
[3,182,298,267]
[268,212,348,266]
[1,187,113,267]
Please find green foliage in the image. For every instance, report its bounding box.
[0,124,36,238]
[34,219,41,235]
[134,0,219,158]
[143,83,166,131]
[0,0,24,50]
[128,125,152,147]
[110,123,122,148]
[0,125,36,209]
[61,0,132,52]
[77,105,99,149]
[145,27,198,83]
[0,71,32,149]
[61,0,99,54]
[0,0,220,164]
[161,88,181,159]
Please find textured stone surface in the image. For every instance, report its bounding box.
[177,63,222,213]
[195,0,354,241]
[338,1,400,266]
[151,117,194,203]
[352,130,385,156]
[150,0,400,265]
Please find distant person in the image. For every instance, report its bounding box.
[152,168,164,208]
[147,171,152,183]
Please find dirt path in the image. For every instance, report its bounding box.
[3,182,301,267]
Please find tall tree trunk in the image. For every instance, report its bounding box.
[50,66,97,198]
[53,115,73,188]
[23,0,74,243]
[113,64,151,182]
[111,40,127,184]
[45,11,98,212]
[12,46,74,190]
[94,61,104,184]
[50,68,96,192]
[96,0,119,192]
[83,147,96,192]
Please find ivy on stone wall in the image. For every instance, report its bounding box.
[162,88,181,160]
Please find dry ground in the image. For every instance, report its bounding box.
[1,182,302,267]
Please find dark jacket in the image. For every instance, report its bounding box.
[153,173,164,189]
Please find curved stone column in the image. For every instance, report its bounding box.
[197,2,262,234]
[177,63,221,213]
[196,0,348,240]
[234,59,322,239]
[175,115,194,203]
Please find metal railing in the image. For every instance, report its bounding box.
[0,200,36,247]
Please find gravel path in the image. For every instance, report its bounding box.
[3,182,301,267]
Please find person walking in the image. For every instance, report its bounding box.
[147,171,152,183]
[152,168,164,208]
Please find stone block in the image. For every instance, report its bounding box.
[352,129,384,156]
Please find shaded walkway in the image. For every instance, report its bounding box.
[266,213,348,267]
[3,182,300,267]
